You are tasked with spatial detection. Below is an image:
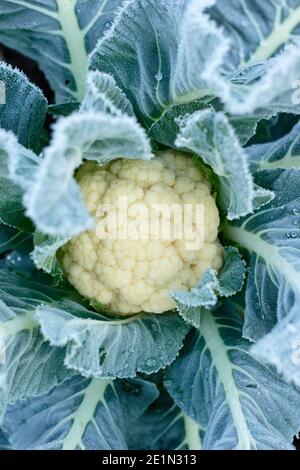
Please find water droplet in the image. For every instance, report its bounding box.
[164,379,173,388]
[146,358,157,368]
[129,347,135,353]
[267,407,272,413]
[155,71,163,81]
[293,208,298,215]
[291,232,297,238]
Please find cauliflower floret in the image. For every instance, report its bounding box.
[61,151,223,316]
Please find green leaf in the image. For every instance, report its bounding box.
[128,389,203,450]
[149,101,213,147]
[47,102,80,117]
[172,269,219,330]
[205,0,300,116]
[224,169,300,385]
[31,231,68,283]
[165,301,300,450]
[8,140,40,194]
[0,0,123,102]
[35,300,190,379]
[0,63,47,151]
[252,183,276,210]
[90,0,300,145]
[3,251,34,275]
[0,224,32,256]
[214,46,300,116]
[218,247,247,296]
[176,110,274,219]
[210,97,274,147]
[248,120,300,171]
[172,246,246,328]
[0,428,10,450]
[80,71,134,115]
[229,115,260,147]
[251,298,300,387]
[0,269,76,418]
[89,0,229,140]
[3,375,158,450]
[9,109,152,238]
[209,0,300,67]
[0,129,34,232]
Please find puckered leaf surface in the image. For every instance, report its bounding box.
[127,389,203,450]
[0,224,32,256]
[0,129,35,232]
[0,428,10,450]
[3,376,158,450]
[0,269,76,420]
[171,246,246,328]
[248,120,300,172]
[0,0,123,102]
[36,300,190,379]
[224,170,300,386]
[176,110,274,220]
[0,63,47,150]
[208,0,300,69]
[90,0,300,149]
[165,300,300,450]
[9,110,152,238]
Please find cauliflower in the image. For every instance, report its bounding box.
[61,151,223,315]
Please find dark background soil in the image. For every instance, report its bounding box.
[1,45,54,103]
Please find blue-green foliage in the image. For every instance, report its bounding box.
[0,0,300,451]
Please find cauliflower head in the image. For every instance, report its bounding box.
[61,151,223,315]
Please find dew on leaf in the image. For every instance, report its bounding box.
[146,358,157,368]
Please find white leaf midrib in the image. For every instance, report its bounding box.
[201,313,254,450]
[247,5,300,64]
[259,155,300,170]
[0,311,37,337]
[224,224,300,292]
[182,412,203,450]
[63,378,112,450]
[56,0,88,101]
